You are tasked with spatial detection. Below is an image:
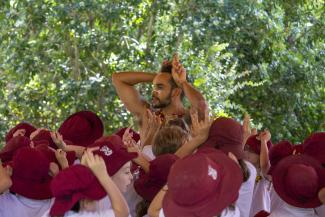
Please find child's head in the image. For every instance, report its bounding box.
[152,125,189,156]
[50,164,107,216]
[111,161,133,193]
[162,148,243,217]
[244,135,272,166]
[90,135,137,192]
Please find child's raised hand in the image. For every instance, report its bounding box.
[260,129,271,143]
[190,106,212,144]
[82,150,108,179]
[13,129,26,137]
[54,149,69,169]
[242,113,253,145]
[50,131,67,150]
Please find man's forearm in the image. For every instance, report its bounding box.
[112,71,156,86]
[181,81,206,109]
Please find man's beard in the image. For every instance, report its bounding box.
[151,91,172,109]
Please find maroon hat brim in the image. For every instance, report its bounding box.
[134,169,162,202]
[58,111,104,147]
[272,154,325,208]
[10,176,52,200]
[5,122,36,142]
[163,148,243,217]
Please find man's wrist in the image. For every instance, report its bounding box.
[179,80,188,88]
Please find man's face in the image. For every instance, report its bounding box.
[152,73,173,109]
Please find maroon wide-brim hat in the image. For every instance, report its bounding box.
[272,154,325,208]
[89,135,137,176]
[115,127,140,143]
[163,147,243,217]
[134,154,179,202]
[5,122,36,142]
[50,165,106,216]
[303,132,325,164]
[201,117,244,159]
[245,135,272,155]
[58,111,104,147]
[268,140,294,175]
[0,136,31,163]
[10,147,52,200]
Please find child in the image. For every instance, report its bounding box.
[200,116,257,217]
[268,154,325,217]
[48,150,129,217]
[0,147,54,217]
[148,148,243,217]
[244,130,272,217]
[86,135,137,213]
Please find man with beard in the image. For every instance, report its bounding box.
[112,54,207,126]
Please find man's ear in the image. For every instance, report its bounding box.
[171,87,182,98]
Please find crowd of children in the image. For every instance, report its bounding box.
[0,55,324,217]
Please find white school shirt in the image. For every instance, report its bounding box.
[118,145,155,217]
[269,184,282,212]
[63,210,115,217]
[249,175,271,217]
[268,198,319,217]
[97,195,132,217]
[235,160,257,217]
[315,205,325,217]
[158,206,240,217]
[0,192,53,217]
[142,145,155,160]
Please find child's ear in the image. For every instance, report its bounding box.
[49,162,59,177]
[6,165,13,177]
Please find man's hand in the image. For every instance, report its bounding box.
[172,54,187,87]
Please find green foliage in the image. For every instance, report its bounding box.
[0,0,324,147]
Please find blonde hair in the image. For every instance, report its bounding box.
[152,126,189,156]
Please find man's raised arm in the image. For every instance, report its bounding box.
[112,71,155,116]
[172,55,207,118]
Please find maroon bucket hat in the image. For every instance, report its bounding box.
[58,111,104,147]
[272,154,325,208]
[201,117,244,159]
[162,147,243,217]
[303,132,325,164]
[10,147,52,200]
[268,140,294,175]
[50,164,106,216]
[89,135,137,176]
[134,154,179,202]
[0,136,31,163]
[245,135,272,155]
[35,143,76,167]
[5,122,36,142]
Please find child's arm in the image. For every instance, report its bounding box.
[260,130,271,178]
[148,185,168,217]
[0,161,12,193]
[51,131,87,159]
[175,108,211,158]
[83,150,129,217]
